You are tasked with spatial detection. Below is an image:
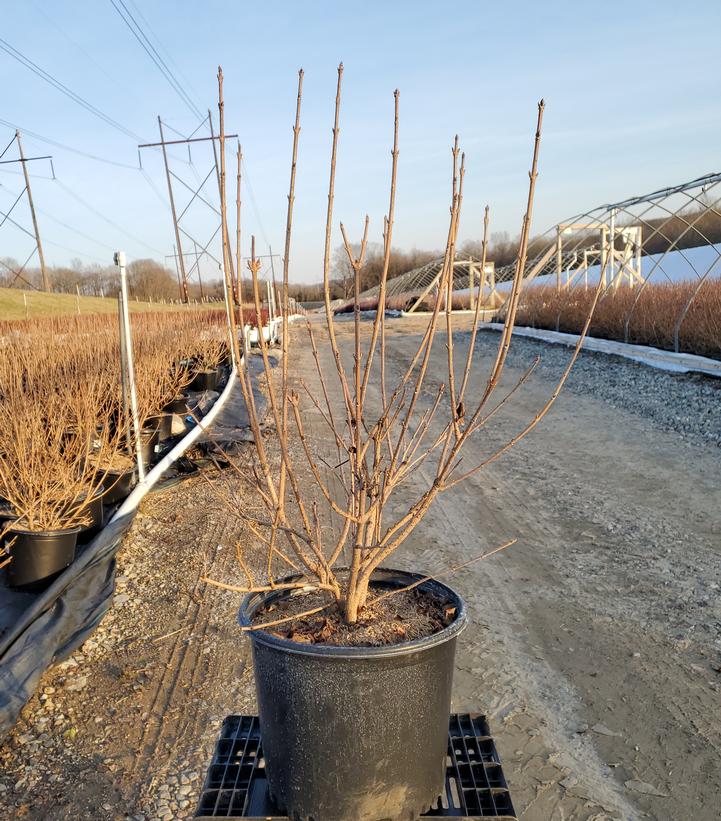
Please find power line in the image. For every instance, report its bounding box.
[0,183,115,254]
[108,0,203,121]
[0,117,139,169]
[53,179,166,256]
[126,0,203,110]
[241,156,271,248]
[140,168,171,213]
[0,37,146,142]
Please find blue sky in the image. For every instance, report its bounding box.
[1,0,719,283]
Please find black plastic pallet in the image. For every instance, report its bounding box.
[195,713,517,819]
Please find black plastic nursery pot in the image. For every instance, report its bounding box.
[100,468,136,505]
[147,413,173,442]
[76,489,105,542]
[5,527,80,589]
[191,368,219,392]
[163,394,188,415]
[238,568,467,821]
[139,427,160,466]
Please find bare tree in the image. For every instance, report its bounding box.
[212,72,603,627]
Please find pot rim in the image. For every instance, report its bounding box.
[238,567,467,659]
[8,525,82,537]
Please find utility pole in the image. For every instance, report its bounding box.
[140,118,237,305]
[170,245,183,301]
[193,239,204,301]
[16,131,50,291]
[157,117,189,303]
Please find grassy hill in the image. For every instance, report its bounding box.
[0,288,217,320]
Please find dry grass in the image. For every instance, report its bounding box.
[514,279,721,359]
[0,286,220,321]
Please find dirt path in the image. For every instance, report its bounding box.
[293,315,721,820]
[1,319,719,820]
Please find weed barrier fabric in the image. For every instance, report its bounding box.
[0,357,273,740]
[0,513,133,739]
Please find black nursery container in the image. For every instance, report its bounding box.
[147,413,173,442]
[139,427,160,466]
[239,569,467,821]
[76,489,105,543]
[164,394,188,415]
[191,368,218,392]
[6,527,80,589]
[101,468,135,505]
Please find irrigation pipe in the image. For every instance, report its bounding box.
[109,313,304,523]
[110,366,239,521]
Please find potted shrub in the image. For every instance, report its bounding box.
[0,392,110,588]
[245,307,271,348]
[206,69,603,821]
[189,336,226,392]
[0,325,131,582]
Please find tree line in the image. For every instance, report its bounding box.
[3,203,719,304]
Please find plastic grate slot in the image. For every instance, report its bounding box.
[195,713,517,819]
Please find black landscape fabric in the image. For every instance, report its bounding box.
[0,513,133,740]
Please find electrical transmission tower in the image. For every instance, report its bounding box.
[0,131,53,291]
[139,115,237,303]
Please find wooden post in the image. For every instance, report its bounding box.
[16,131,50,292]
[158,117,189,303]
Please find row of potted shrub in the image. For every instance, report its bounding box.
[0,309,232,590]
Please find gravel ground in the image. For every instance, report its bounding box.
[1,320,719,820]
[0,456,266,821]
[473,327,721,447]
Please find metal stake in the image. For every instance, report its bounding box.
[116,251,146,481]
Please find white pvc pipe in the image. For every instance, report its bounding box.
[110,367,238,521]
[117,261,146,481]
[109,313,304,523]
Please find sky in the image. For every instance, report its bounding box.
[1,0,719,285]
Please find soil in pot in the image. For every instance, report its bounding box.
[5,526,80,589]
[240,569,467,821]
[190,368,218,392]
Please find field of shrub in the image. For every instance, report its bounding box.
[514,279,721,360]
